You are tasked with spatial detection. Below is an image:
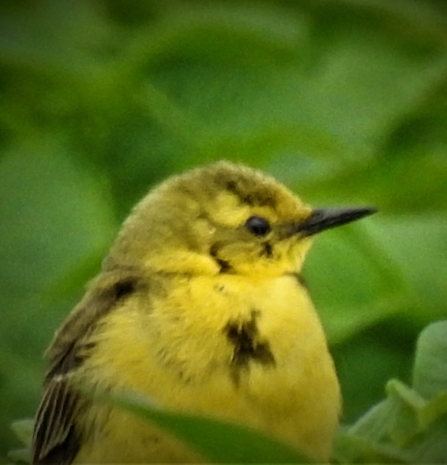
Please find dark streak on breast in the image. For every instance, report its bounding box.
[216,258,233,273]
[224,310,275,385]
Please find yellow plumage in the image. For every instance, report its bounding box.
[32,161,376,464]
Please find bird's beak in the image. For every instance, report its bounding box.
[293,206,378,237]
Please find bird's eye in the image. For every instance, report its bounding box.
[245,216,271,236]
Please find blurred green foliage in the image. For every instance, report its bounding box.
[1,0,447,459]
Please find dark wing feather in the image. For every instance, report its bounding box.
[32,376,81,465]
[31,269,141,465]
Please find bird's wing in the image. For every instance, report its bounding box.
[31,360,83,465]
[31,268,142,465]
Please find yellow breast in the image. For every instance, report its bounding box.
[76,273,340,462]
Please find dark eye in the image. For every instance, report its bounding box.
[245,216,271,236]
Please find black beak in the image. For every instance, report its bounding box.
[295,206,378,237]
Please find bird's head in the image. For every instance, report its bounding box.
[108,162,376,277]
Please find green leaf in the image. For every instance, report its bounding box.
[109,393,311,464]
[419,392,447,429]
[348,398,395,442]
[338,322,447,464]
[385,379,425,445]
[10,419,33,447]
[7,448,30,464]
[334,429,410,464]
[405,415,447,464]
[8,419,32,464]
[412,321,447,399]
[347,380,424,447]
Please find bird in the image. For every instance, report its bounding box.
[31,161,377,464]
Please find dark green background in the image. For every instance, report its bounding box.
[1,0,447,458]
